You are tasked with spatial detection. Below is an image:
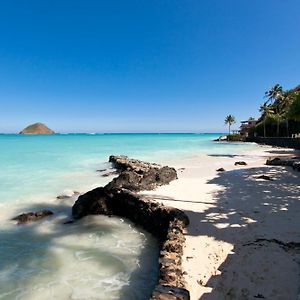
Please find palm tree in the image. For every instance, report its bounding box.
[265,84,283,136]
[224,115,236,135]
[259,104,274,137]
[265,84,283,105]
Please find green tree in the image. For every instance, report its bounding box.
[278,91,296,136]
[265,84,283,105]
[287,93,300,121]
[224,115,236,135]
[259,104,274,137]
[265,84,283,136]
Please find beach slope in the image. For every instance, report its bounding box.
[143,148,300,299]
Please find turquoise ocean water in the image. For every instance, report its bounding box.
[0,133,258,299]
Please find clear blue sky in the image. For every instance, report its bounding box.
[0,0,299,133]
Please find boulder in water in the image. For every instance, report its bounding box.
[56,190,80,199]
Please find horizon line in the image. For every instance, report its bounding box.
[0,132,226,135]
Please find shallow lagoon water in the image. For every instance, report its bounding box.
[1,213,159,300]
[0,133,258,299]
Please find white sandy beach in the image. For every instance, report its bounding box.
[143,145,300,300]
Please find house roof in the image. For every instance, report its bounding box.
[291,84,300,93]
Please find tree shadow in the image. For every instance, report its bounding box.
[265,149,300,156]
[196,166,300,299]
[208,154,248,158]
[144,194,212,205]
[0,199,159,299]
[151,166,300,299]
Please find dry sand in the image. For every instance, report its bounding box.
[143,146,300,300]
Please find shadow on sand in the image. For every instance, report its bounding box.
[151,165,300,299]
[265,149,300,156]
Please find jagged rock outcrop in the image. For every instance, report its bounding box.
[12,210,53,224]
[72,188,190,299]
[19,122,55,134]
[72,156,190,299]
[72,188,188,239]
[106,155,177,191]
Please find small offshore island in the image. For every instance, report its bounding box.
[19,122,55,134]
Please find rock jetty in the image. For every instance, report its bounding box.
[72,156,190,299]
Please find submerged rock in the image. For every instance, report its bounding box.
[56,190,80,199]
[19,122,55,134]
[12,210,53,224]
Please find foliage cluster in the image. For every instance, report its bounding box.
[227,134,244,141]
[253,84,300,137]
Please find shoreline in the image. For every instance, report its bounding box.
[2,140,300,299]
[143,145,300,299]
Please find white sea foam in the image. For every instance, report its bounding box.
[0,214,159,300]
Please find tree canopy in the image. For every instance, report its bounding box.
[287,93,300,121]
